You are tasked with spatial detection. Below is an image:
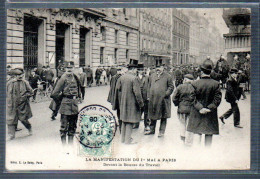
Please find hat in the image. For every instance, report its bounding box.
[14,68,24,74]
[184,74,194,80]
[12,69,23,75]
[137,63,144,70]
[64,61,74,68]
[230,68,238,74]
[127,64,138,69]
[200,59,213,74]
[7,69,15,76]
[129,59,139,65]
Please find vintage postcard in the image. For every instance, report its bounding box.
[5,8,251,170]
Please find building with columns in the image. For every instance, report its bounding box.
[222,8,251,65]
[6,8,139,77]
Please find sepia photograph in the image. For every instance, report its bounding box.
[5,8,251,170]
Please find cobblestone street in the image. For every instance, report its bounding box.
[6,85,251,170]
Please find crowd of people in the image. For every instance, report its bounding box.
[6,54,250,149]
[107,54,251,146]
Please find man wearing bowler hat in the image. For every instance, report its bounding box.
[187,59,222,147]
[219,68,243,128]
[114,63,144,144]
[51,61,81,147]
[145,64,174,137]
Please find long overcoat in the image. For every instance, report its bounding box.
[187,76,222,135]
[6,78,33,125]
[114,72,144,123]
[148,72,174,120]
[107,73,121,107]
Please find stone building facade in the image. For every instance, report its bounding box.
[222,8,251,65]
[139,8,172,67]
[183,9,225,65]
[186,10,200,64]
[6,8,139,76]
[172,9,190,65]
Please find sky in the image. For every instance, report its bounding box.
[181,8,229,35]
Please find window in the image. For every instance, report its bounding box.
[101,26,106,41]
[79,28,87,67]
[24,16,42,70]
[126,32,129,45]
[126,49,129,59]
[173,36,177,49]
[114,48,118,63]
[56,22,70,68]
[115,29,118,43]
[100,47,104,64]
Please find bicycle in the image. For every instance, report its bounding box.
[34,81,53,103]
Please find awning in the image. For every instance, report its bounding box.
[147,53,172,58]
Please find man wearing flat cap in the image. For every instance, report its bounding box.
[146,64,174,137]
[6,68,34,140]
[219,68,243,128]
[172,74,195,145]
[114,64,144,144]
[187,59,222,147]
[51,61,81,147]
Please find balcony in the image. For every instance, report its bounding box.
[222,8,251,27]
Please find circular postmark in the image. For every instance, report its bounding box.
[77,104,117,149]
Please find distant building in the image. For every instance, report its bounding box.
[172,9,190,65]
[222,8,251,65]
[139,8,172,67]
[184,10,200,64]
[183,9,225,65]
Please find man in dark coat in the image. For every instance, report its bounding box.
[172,74,195,145]
[108,67,123,132]
[145,64,174,137]
[95,66,102,86]
[105,66,111,83]
[51,61,81,146]
[174,66,183,87]
[114,64,144,144]
[6,69,33,140]
[133,64,149,130]
[187,59,222,147]
[28,69,41,101]
[215,55,230,88]
[219,68,243,128]
[79,67,87,100]
[110,65,118,77]
[85,65,93,87]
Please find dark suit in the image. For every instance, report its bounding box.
[221,77,242,126]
